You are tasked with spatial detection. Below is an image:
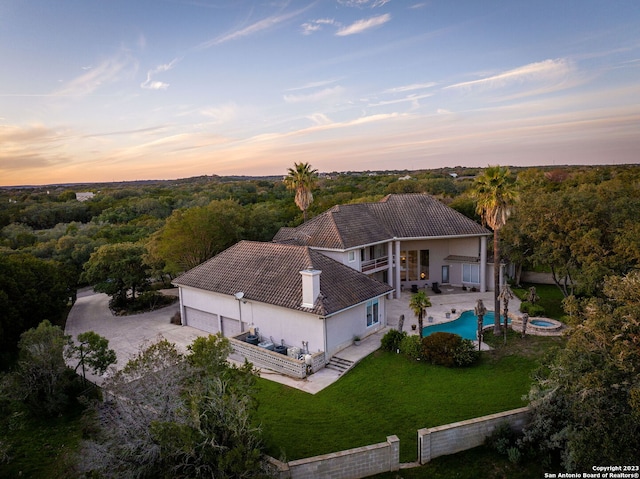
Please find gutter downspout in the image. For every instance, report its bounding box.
[480,236,487,293]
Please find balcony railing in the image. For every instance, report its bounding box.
[361,256,389,272]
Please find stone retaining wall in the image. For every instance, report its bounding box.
[417,407,531,464]
[269,435,400,479]
[230,333,325,378]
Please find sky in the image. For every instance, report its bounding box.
[1,1,639,186]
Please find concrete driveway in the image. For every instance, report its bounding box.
[65,288,209,385]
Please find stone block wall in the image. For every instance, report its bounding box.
[417,407,530,464]
[269,436,400,479]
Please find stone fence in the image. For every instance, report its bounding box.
[417,407,531,464]
[265,407,530,479]
[230,333,325,379]
[268,435,399,479]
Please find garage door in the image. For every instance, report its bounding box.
[221,316,241,336]
[184,307,219,334]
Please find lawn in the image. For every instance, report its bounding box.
[513,283,566,319]
[254,333,562,464]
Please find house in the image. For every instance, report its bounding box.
[273,194,493,297]
[173,241,394,358]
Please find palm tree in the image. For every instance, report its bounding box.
[473,165,517,335]
[409,290,431,338]
[283,162,318,222]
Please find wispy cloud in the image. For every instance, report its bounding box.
[301,18,339,35]
[336,13,391,36]
[54,51,137,97]
[384,82,436,93]
[283,85,345,103]
[141,58,179,90]
[199,102,238,124]
[199,6,311,48]
[338,0,391,7]
[446,58,573,91]
[286,79,341,91]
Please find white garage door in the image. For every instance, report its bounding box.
[184,307,219,334]
[221,316,241,336]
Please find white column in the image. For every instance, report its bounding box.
[480,236,487,293]
[394,240,402,299]
[387,241,394,290]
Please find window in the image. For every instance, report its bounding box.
[463,264,480,284]
[366,299,379,327]
[348,251,356,262]
[401,249,429,280]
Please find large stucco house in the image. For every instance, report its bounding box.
[173,194,492,364]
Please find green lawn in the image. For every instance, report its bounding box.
[513,283,566,319]
[255,334,561,463]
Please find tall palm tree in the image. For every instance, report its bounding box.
[473,165,517,335]
[409,290,431,338]
[283,162,318,222]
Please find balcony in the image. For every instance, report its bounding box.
[361,256,389,273]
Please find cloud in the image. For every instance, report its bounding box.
[200,6,311,48]
[336,13,391,36]
[286,78,341,91]
[338,0,391,7]
[446,58,573,91]
[141,58,179,90]
[54,52,137,97]
[283,85,345,103]
[199,103,238,124]
[383,82,436,93]
[301,18,339,35]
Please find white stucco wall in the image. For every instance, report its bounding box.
[178,285,390,357]
[324,296,387,357]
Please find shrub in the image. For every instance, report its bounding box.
[520,301,546,317]
[399,335,422,360]
[486,422,519,456]
[421,332,478,367]
[452,338,480,367]
[422,332,461,367]
[381,330,406,352]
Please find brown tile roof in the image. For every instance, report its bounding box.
[173,241,394,316]
[273,194,490,249]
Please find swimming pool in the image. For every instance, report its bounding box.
[422,310,505,340]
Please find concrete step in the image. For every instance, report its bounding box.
[325,356,354,375]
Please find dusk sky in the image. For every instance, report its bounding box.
[1,1,639,186]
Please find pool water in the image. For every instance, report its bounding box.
[422,310,505,341]
[530,319,554,327]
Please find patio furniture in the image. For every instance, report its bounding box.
[411,284,419,293]
[432,282,442,294]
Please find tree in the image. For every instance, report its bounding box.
[472,165,517,335]
[67,331,117,386]
[409,290,431,338]
[79,335,271,478]
[82,242,149,308]
[283,162,318,222]
[4,320,76,417]
[521,271,640,470]
[0,254,71,366]
[147,199,245,274]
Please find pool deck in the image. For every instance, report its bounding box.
[251,288,520,394]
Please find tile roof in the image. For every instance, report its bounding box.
[273,194,490,249]
[173,241,394,316]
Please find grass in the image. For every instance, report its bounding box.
[513,283,566,319]
[254,333,562,464]
[370,445,548,479]
[0,409,84,479]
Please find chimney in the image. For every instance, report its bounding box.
[300,269,321,308]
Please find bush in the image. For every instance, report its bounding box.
[422,332,460,367]
[453,338,480,367]
[399,335,422,360]
[381,330,406,352]
[421,332,479,367]
[486,422,519,456]
[520,301,546,317]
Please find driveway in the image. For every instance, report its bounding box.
[65,288,209,385]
